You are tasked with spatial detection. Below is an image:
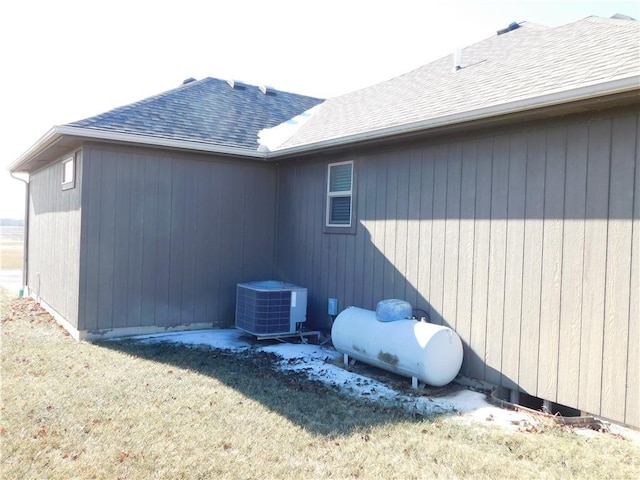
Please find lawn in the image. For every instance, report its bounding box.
[1,294,638,479]
[0,241,22,271]
[0,226,23,271]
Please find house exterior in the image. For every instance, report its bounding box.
[11,78,323,337]
[9,16,639,428]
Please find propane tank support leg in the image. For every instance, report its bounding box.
[343,354,349,365]
[412,376,418,389]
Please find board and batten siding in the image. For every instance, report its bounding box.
[27,152,83,327]
[275,110,639,427]
[78,144,277,332]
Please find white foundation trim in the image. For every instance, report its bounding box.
[80,322,217,341]
[30,291,81,341]
[28,289,215,342]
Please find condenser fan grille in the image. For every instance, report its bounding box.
[236,288,291,334]
[235,281,307,336]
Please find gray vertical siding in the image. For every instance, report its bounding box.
[78,144,276,331]
[628,117,640,429]
[603,116,637,424]
[275,110,639,427]
[535,126,564,401]
[27,152,82,327]
[468,138,492,382]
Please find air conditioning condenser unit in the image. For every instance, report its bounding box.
[235,281,307,337]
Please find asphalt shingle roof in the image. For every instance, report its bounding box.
[279,16,640,149]
[67,78,324,150]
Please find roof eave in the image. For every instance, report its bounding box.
[269,75,640,158]
[58,126,267,158]
[9,75,639,173]
[8,126,267,173]
[7,127,61,173]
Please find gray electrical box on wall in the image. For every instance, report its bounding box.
[328,298,338,316]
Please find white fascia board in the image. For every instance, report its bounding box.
[8,75,638,172]
[7,127,60,172]
[54,126,267,159]
[269,75,640,158]
[8,126,267,172]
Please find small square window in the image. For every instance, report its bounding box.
[62,156,75,190]
[326,161,354,230]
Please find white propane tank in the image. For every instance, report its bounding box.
[331,306,463,387]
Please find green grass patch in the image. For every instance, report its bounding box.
[2,297,638,479]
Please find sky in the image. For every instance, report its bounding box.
[1,0,638,219]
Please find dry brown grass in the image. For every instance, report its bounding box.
[0,226,23,271]
[0,242,23,271]
[1,297,639,479]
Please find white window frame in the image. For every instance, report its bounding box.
[326,161,353,228]
[61,155,75,190]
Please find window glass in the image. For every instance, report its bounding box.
[62,156,75,189]
[329,163,352,192]
[329,196,351,224]
[326,162,353,227]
